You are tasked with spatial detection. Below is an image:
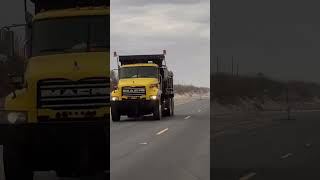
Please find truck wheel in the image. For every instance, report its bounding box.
[111,107,121,122]
[170,98,175,116]
[162,99,171,117]
[3,145,34,180]
[153,101,161,120]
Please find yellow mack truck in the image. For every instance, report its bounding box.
[0,0,109,179]
[111,51,174,121]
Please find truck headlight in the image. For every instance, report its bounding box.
[0,111,27,125]
[150,95,158,100]
[111,96,119,101]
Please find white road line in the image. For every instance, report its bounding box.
[139,142,148,145]
[239,172,257,180]
[184,116,191,119]
[156,128,169,135]
[281,153,293,159]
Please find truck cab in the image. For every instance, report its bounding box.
[0,1,109,179]
[6,5,110,123]
[111,53,174,121]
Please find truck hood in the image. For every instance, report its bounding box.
[26,52,110,82]
[118,78,158,87]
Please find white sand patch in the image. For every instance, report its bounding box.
[174,93,209,106]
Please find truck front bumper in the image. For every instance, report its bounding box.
[0,118,109,145]
[0,118,110,172]
[111,99,158,116]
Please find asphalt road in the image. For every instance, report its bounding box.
[0,98,210,180]
[212,110,320,180]
[111,98,210,180]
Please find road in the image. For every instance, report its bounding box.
[212,110,320,180]
[0,98,210,180]
[111,98,210,180]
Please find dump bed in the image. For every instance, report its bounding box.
[30,0,109,14]
[119,54,165,67]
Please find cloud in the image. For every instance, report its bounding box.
[112,0,204,7]
[111,0,210,87]
[0,0,210,87]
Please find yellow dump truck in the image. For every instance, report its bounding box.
[0,0,109,179]
[111,52,174,121]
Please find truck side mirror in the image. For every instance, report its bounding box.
[0,29,14,57]
[111,69,119,79]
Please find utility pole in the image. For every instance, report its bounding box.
[216,56,219,73]
[232,56,234,76]
[237,63,239,77]
[222,57,225,73]
[286,84,290,120]
[284,82,295,120]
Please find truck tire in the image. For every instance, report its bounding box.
[153,100,161,120]
[162,98,171,117]
[170,98,175,116]
[3,145,34,180]
[111,106,120,122]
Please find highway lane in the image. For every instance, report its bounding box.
[0,98,210,180]
[212,110,320,180]
[111,98,210,180]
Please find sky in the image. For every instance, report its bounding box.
[0,0,210,88]
[213,0,320,84]
[111,0,210,87]
[0,1,25,26]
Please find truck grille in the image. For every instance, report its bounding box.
[37,78,109,109]
[122,87,146,97]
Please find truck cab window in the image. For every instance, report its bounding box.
[32,15,109,56]
[120,67,158,79]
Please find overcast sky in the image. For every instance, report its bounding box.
[0,0,210,87]
[111,0,210,87]
[214,0,320,84]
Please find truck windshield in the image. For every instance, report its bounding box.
[119,66,158,79]
[32,15,109,56]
